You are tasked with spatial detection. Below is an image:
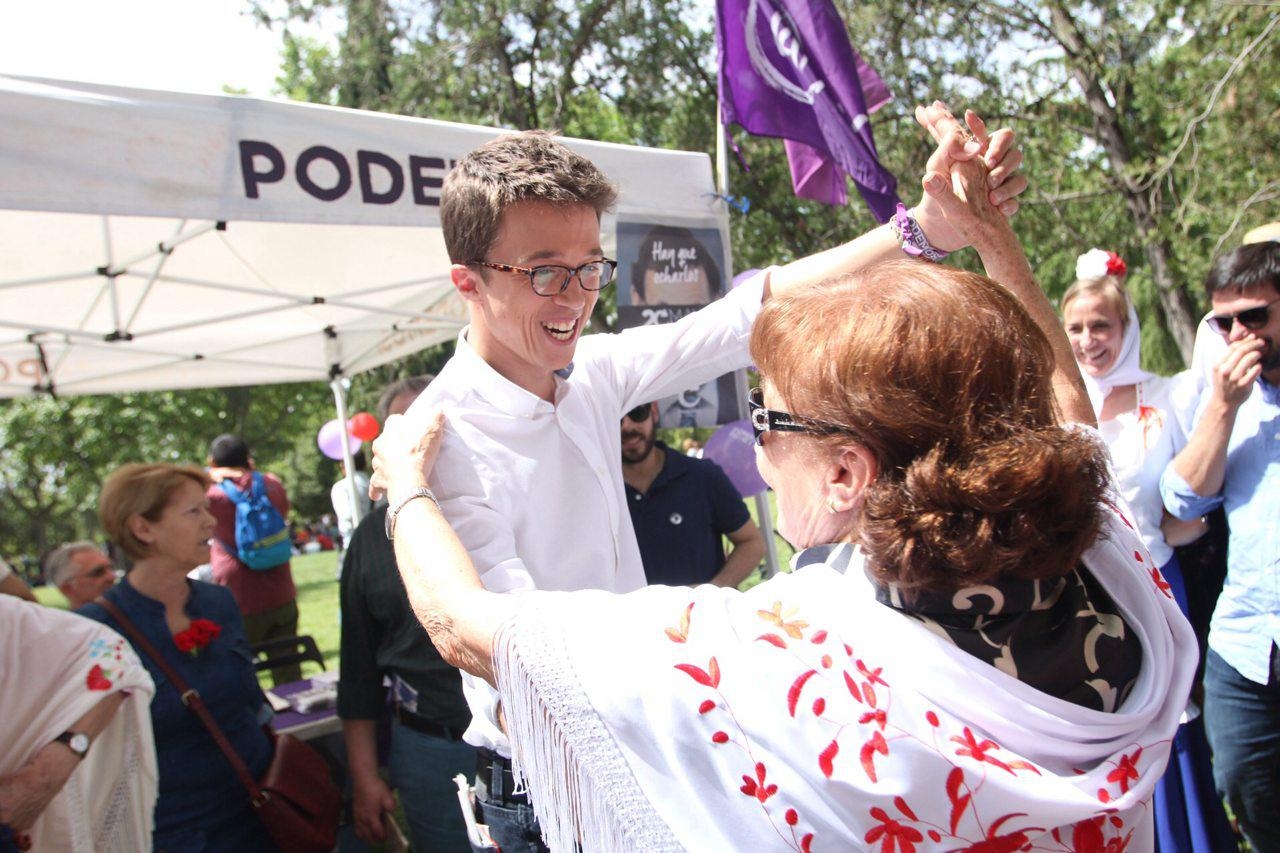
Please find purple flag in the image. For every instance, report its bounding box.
[717,0,900,220]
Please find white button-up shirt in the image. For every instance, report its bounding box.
[412,272,767,753]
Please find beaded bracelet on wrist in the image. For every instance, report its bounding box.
[891,203,949,263]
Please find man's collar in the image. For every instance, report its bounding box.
[648,442,693,487]
[454,327,567,417]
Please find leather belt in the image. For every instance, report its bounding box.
[392,704,467,741]
[476,747,528,806]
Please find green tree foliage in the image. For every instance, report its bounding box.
[0,384,338,560]
[254,0,1277,372]
[255,0,717,146]
[841,0,1279,369]
[3,0,1274,560]
[732,0,1278,370]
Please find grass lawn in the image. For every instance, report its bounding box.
[743,489,794,589]
[292,550,344,668]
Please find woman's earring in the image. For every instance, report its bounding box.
[826,499,839,514]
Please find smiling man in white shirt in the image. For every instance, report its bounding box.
[384,114,1026,850]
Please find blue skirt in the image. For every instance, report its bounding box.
[1152,554,1237,852]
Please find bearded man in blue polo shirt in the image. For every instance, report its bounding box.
[621,402,764,587]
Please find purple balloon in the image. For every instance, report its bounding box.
[731,268,761,290]
[317,418,361,460]
[703,419,767,497]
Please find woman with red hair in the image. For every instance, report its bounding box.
[372,125,1196,850]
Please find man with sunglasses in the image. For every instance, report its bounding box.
[385,114,1026,850]
[44,541,118,610]
[1161,241,1280,848]
[621,403,764,588]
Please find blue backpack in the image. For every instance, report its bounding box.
[219,473,292,571]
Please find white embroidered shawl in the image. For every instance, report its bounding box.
[0,598,157,851]
[494,504,1196,852]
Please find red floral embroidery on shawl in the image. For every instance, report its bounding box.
[740,762,778,802]
[866,804,924,852]
[666,595,1140,850]
[1097,747,1144,801]
[1056,815,1135,851]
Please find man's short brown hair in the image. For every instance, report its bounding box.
[441,130,618,265]
[1205,242,1280,299]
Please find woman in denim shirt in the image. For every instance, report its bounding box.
[80,463,275,852]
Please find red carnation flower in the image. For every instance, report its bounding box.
[174,619,222,656]
[1105,251,1127,277]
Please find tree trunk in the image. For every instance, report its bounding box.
[1047,4,1200,364]
[339,0,395,110]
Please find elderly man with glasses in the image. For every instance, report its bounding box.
[45,541,118,609]
[1161,240,1280,849]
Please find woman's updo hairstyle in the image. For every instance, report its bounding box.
[750,261,1109,593]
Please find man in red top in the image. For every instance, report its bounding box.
[206,433,301,685]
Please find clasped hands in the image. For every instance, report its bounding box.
[912,101,1026,253]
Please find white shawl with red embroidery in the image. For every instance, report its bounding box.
[493,504,1196,851]
[0,598,156,851]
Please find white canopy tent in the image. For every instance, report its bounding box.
[0,75,726,398]
[0,75,731,529]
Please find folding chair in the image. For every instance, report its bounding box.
[250,634,326,676]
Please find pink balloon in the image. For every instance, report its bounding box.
[317,419,361,460]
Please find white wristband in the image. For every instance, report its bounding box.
[384,487,440,539]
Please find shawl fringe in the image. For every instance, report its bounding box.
[494,601,682,852]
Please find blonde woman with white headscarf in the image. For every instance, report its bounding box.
[1061,249,1233,850]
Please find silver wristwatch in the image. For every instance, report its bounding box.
[55,730,91,759]
[384,487,440,539]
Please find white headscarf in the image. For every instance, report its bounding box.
[1071,251,1153,413]
[1081,300,1155,414]
[1190,312,1228,392]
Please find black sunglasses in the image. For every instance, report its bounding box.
[622,404,651,423]
[1208,297,1280,335]
[748,387,853,446]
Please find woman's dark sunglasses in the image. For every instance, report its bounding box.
[1208,297,1280,335]
[622,404,651,423]
[748,387,853,446]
